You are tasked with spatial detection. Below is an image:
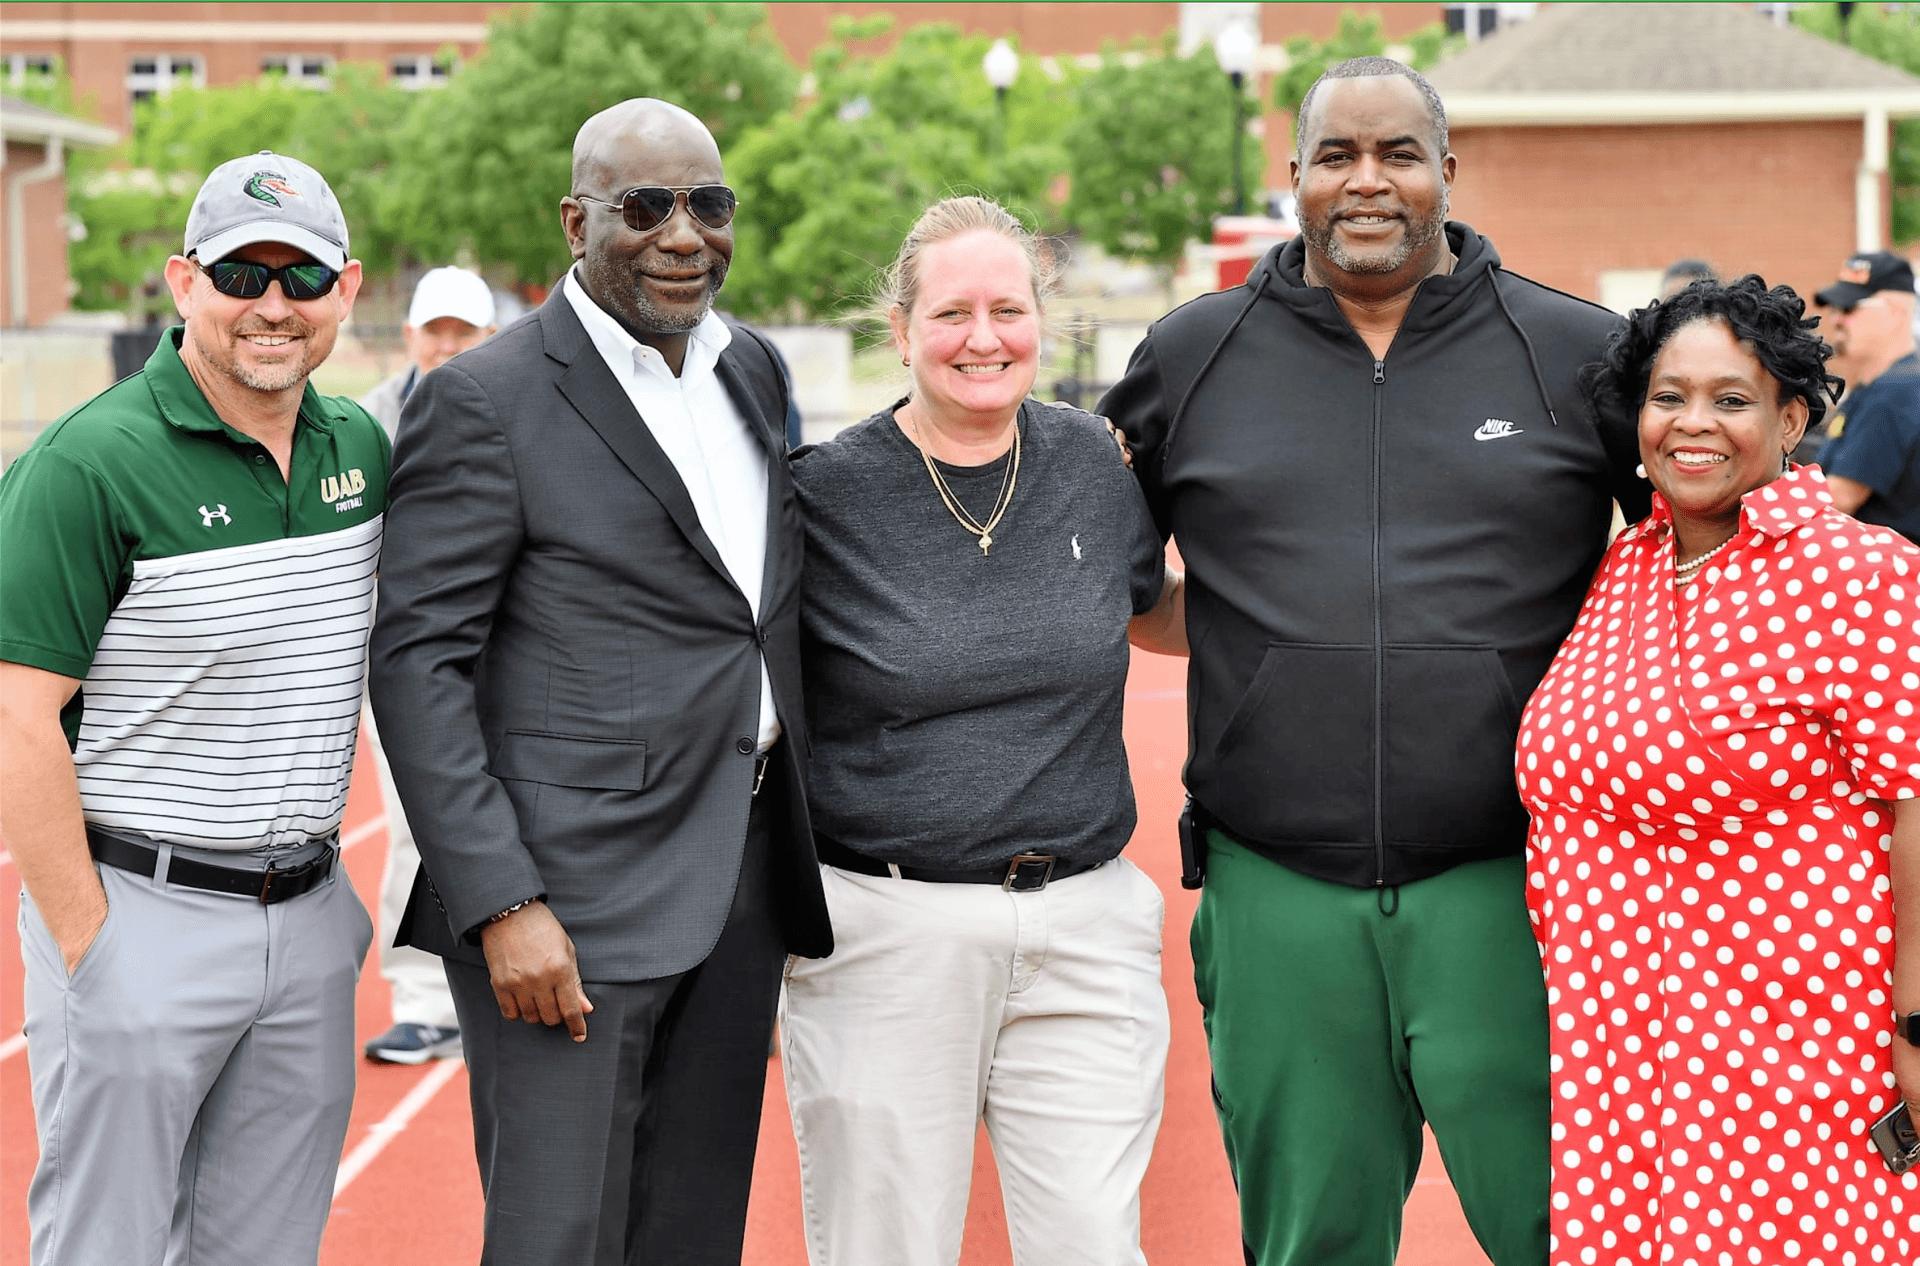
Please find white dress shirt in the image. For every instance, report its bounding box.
[564,268,779,750]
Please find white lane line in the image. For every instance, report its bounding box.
[0,1031,25,1062]
[332,1057,462,1199]
[340,815,388,851]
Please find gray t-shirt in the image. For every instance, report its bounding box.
[791,399,1165,868]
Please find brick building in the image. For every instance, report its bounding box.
[1,2,1486,198]
[0,2,520,135]
[1,93,113,326]
[1424,3,1920,309]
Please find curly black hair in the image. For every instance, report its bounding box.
[1579,275,1844,433]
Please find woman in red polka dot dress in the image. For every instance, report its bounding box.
[1519,277,1920,1266]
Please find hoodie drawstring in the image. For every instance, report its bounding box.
[1490,268,1560,427]
[1157,268,1272,476]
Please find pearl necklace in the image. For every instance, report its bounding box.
[1674,534,1736,585]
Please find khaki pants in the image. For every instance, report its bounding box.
[781,856,1168,1266]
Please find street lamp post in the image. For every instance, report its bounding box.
[1214,21,1257,216]
[983,38,1019,150]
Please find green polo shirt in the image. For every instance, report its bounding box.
[0,328,390,849]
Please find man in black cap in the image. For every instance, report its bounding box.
[1814,250,1920,542]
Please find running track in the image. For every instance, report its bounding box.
[0,649,1493,1264]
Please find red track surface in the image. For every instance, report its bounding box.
[1,649,1494,1264]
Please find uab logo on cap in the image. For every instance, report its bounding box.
[244,171,302,207]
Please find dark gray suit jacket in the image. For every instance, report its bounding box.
[370,276,832,981]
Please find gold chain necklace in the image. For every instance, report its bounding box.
[906,406,1020,556]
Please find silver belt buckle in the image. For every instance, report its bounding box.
[751,754,770,797]
[1004,854,1056,892]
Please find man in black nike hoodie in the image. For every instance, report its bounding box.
[1101,60,1649,1265]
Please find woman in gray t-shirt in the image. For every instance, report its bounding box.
[780,197,1184,1265]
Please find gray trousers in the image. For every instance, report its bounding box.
[20,853,373,1266]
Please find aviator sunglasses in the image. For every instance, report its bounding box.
[194,257,341,301]
[573,184,740,233]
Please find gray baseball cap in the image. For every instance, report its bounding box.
[184,150,349,271]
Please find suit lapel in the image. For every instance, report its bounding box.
[545,280,735,591]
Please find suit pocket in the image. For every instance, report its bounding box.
[490,731,648,791]
[1208,642,1372,844]
[1380,645,1526,847]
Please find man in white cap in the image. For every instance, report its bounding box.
[0,150,383,1265]
[358,267,495,1064]
[359,265,498,434]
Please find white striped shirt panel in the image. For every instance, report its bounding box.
[75,516,383,848]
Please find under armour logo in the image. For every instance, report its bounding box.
[1473,419,1524,442]
[199,504,231,526]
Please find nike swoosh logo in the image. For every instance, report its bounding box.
[1474,419,1524,441]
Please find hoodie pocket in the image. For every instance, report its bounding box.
[1209,642,1372,843]
[1380,645,1527,847]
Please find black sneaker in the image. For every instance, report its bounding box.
[363,1023,462,1064]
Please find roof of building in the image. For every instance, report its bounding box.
[0,95,118,147]
[1425,3,1920,94]
[1416,4,1920,125]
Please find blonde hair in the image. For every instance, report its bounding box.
[876,196,1062,321]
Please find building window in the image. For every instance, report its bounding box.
[1444,3,1536,42]
[7,53,58,90]
[127,54,204,106]
[389,55,451,90]
[262,54,333,88]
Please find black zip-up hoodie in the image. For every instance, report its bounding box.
[1101,223,1650,889]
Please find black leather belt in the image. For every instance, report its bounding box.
[87,826,337,904]
[814,833,1101,892]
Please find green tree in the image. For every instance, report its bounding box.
[66,69,422,309]
[722,17,1076,322]
[1271,11,1458,122]
[1793,4,1920,244]
[1063,35,1252,279]
[396,1,797,286]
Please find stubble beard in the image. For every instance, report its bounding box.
[1304,189,1449,277]
[594,256,729,336]
[196,320,324,394]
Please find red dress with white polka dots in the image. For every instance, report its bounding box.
[1519,468,1920,1266]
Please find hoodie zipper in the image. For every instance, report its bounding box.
[1371,358,1386,889]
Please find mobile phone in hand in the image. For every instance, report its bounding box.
[1870,1101,1920,1175]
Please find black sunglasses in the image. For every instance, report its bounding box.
[194,257,341,301]
[574,185,739,233]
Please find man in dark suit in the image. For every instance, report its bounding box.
[369,98,832,1265]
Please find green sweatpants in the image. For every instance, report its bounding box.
[1191,833,1547,1266]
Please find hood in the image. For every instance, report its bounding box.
[1246,222,1504,337]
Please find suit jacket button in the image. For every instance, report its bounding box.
[736,737,755,755]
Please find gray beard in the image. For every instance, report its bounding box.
[1304,191,1449,276]
[224,358,313,393]
[197,327,318,393]
[627,276,721,333]
[594,258,729,336]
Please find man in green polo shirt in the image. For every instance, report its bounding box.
[0,151,386,1266]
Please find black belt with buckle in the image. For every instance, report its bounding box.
[86,826,337,904]
[813,834,1100,892]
